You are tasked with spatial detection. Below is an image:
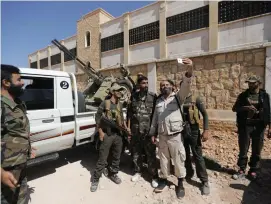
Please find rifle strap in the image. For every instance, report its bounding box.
[105,99,111,118]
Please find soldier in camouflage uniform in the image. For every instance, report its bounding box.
[1,64,35,204]
[127,76,159,188]
[91,83,128,192]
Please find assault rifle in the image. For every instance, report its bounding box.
[100,115,131,138]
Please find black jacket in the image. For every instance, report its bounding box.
[233,89,271,126]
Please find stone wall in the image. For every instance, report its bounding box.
[156,48,266,110]
[76,47,266,112]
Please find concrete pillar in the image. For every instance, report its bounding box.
[147,62,157,93]
[209,1,219,51]
[123,12,130,65]
[48,46,52,70]
[37,51,40,69]
[61,41,65,71]
[159,0,167,59]
[265,46,271,96]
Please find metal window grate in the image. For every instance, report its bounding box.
[129,21,159,45]
[101,32,124,52]
[219,1,271,24]
[166,5,209,36]
[64,48,77,62]
[30,61,38,68]
[40,58,48,68]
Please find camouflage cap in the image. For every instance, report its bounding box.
[109,83,124,93]
[245,75,261,83]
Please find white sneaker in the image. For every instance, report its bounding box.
[131,173,141,182]
[151,178,159,188]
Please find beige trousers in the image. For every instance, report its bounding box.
[158,133,186,179]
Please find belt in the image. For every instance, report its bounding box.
[168,132,181,136]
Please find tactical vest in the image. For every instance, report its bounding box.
[104,99,123,134]
[183,95,200,125]
[131,92,155,134]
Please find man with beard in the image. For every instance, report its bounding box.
[127,76,159,188]
[91,83,128,192]
[1,64,35,204]
[232,75,271,180]
[149,58,193,199]
[131,73,144,94]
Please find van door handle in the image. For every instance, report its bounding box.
[42,119,54,123]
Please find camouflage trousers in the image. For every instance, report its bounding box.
[131,133,158,178]
[1,167,28,204]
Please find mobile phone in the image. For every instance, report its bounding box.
[177,58,183,64]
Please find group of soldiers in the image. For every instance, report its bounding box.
[1,62,271,203]
[91,58,210,199]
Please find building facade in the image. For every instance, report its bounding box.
[28,1,271,128]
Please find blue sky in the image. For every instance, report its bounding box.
[1,1,152,67]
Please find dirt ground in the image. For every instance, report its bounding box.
[27,130,271,204]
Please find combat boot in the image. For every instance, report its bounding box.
[154,178,167,193]
[176,178,185,199]
[201,182,210,195]
[110,174,122,184]
[90,179,99,192]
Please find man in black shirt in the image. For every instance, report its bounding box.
[180,80,210,195]
[232,75,271,180]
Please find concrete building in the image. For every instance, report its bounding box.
[28,1,271,128]
[28,8,114,75]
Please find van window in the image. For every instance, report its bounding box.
[20,76,55,111]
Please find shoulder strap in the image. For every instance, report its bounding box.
[104,100,111,118]
[174,95,186,122]
[105,100,110,111]
[116,102,121,112]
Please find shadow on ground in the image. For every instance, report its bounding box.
[203,156,236,175]
[229,159,271,204]
[27,142,134,182]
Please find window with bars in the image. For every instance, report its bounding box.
[129,21,159,45]
[64,48,77,62]
[166,5,209,36]
[101,32,124,52]
[219,1,271,24]
[30,61,38,68]
[51,53,61,66]
[40,58,48,69]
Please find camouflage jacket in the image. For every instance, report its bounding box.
[127,91,157,134]
[1,95,31,168]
